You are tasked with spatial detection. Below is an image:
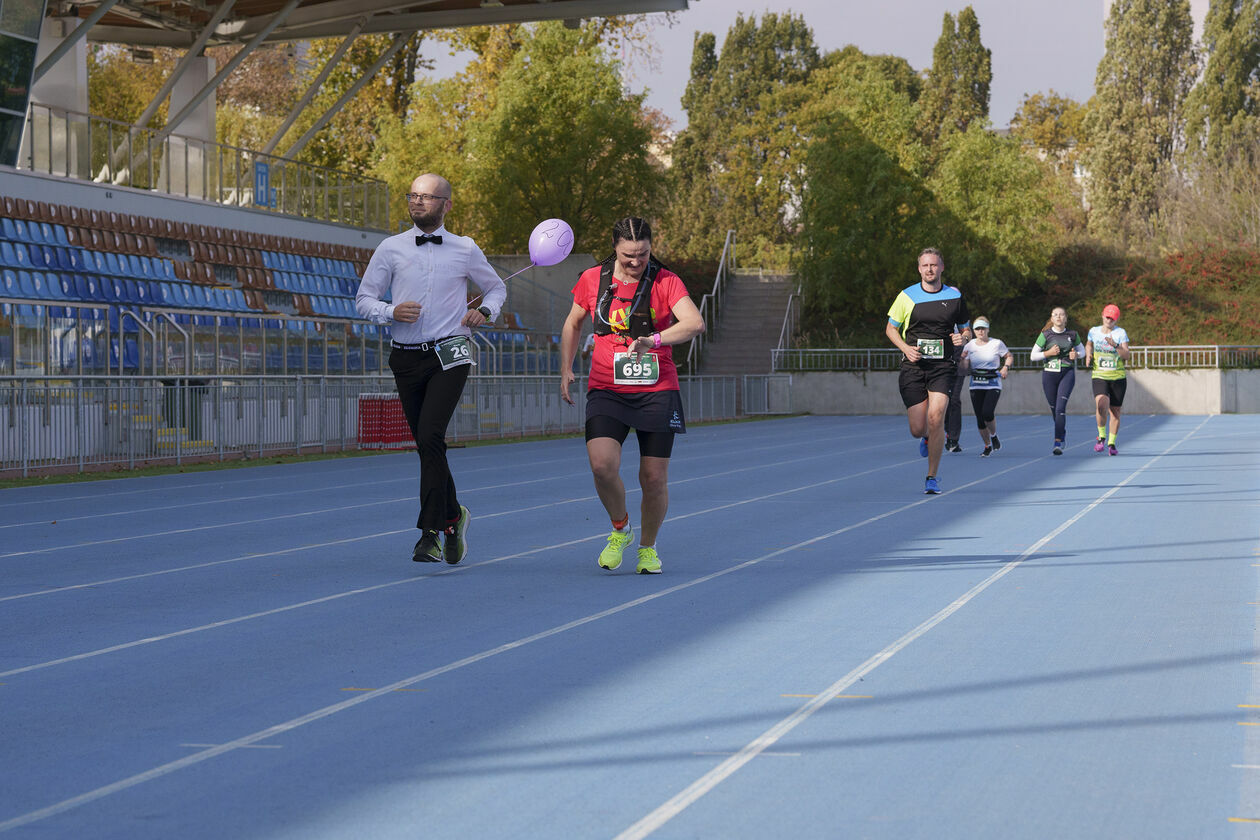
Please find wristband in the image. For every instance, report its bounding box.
[652,332,661,349]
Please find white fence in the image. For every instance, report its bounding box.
[772,345,1260,372]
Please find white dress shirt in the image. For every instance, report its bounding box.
[355,224,507,345]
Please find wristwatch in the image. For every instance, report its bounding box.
[477,305,493,321]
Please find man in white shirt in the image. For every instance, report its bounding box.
[356,173,507,564]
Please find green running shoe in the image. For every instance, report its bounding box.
[636,546,662,575]
[444,505,470,565]
[598,523,634,570]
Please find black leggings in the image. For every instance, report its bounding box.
[970,389,1001,427]
[1041,369,1076,442]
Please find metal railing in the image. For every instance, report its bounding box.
[18,103,389,230]
[772,345,1260,372]
[0,373,747,478]
[684,230,736,373]
[0,299,577,378]
[777,292,800,352]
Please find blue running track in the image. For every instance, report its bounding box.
[1,413,1258,839]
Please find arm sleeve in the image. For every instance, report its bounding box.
[355,248,395,325]
[886,292,911,334]
[1029,333,1047,361]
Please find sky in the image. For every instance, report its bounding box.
[423,0,1208,131]
[624,0,1209,130]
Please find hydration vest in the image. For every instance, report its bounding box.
[592,257,662,339]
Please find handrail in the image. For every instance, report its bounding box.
[117,309,156,376]
[684,230,736,374]
[152,311,192,377]
[470,330,498,375]
[777,291,800,351]
[19,102,389,230]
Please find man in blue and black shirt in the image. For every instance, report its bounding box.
[884,247,972,495]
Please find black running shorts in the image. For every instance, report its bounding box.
[898,360,958,408]
[1091,377,1127,407]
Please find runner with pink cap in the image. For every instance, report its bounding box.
[1084,303,1131,455]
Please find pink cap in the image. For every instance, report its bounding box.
[1102,304,1120,321]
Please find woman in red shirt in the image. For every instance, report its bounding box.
[560,217,705,575]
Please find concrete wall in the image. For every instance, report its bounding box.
[791,369,1260,415]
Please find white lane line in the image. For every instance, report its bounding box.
[0,434,915,564]
[611,416,1211,840]
[0,425,867,528]
[0,450,949,675]
[0,474,555,530]
[0,466,1015,833]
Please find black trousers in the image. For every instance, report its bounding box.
[944,368,966,441]
[389,348,470,532]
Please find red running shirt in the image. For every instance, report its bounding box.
[572,265,690,393]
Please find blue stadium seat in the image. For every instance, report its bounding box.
[62,247,86,272]
[154,259,175,280]
[0,240,17,267]
[8,219,33,242]
[1,268,17,297]
[49,224,70,247]
[101,252,125,276]
[28,245,51,270]
[80,250,106,274]
[132,255,156,280]
[7,242,33,270]
[16,270,38,298]
[0,217,19,242]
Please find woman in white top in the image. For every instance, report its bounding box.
[958,316,1013,457]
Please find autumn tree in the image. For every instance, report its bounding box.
[1009,91,1086,174]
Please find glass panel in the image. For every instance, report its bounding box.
[0,111,23,167]
[0,34,36,110]
[0,0,47,41]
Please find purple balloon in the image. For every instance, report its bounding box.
[528,218,575,267]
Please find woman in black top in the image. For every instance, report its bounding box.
[1029,306,1085,455]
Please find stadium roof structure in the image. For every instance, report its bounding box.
[54,0,689,48]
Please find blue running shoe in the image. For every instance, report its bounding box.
[924,476,941,495]
[919,437,929,457]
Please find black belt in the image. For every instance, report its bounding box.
[391,335,460,352]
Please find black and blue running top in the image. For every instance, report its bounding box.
[887,282,971,357]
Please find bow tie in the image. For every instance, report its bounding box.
[416,234,443,245]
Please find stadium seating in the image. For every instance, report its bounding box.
[0,197,373,319]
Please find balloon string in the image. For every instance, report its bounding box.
[468,263,535,307]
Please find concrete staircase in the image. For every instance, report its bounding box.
[696,271,795,376]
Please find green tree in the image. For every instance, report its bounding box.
[927,123,1057,305]
[461,23,665,255]
[1184,0,1260,157]
[291,34,428,177]
[665,13,820,266]
[1083,0,1197,245]
[795,58,934,336]
[917,6,992,149]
